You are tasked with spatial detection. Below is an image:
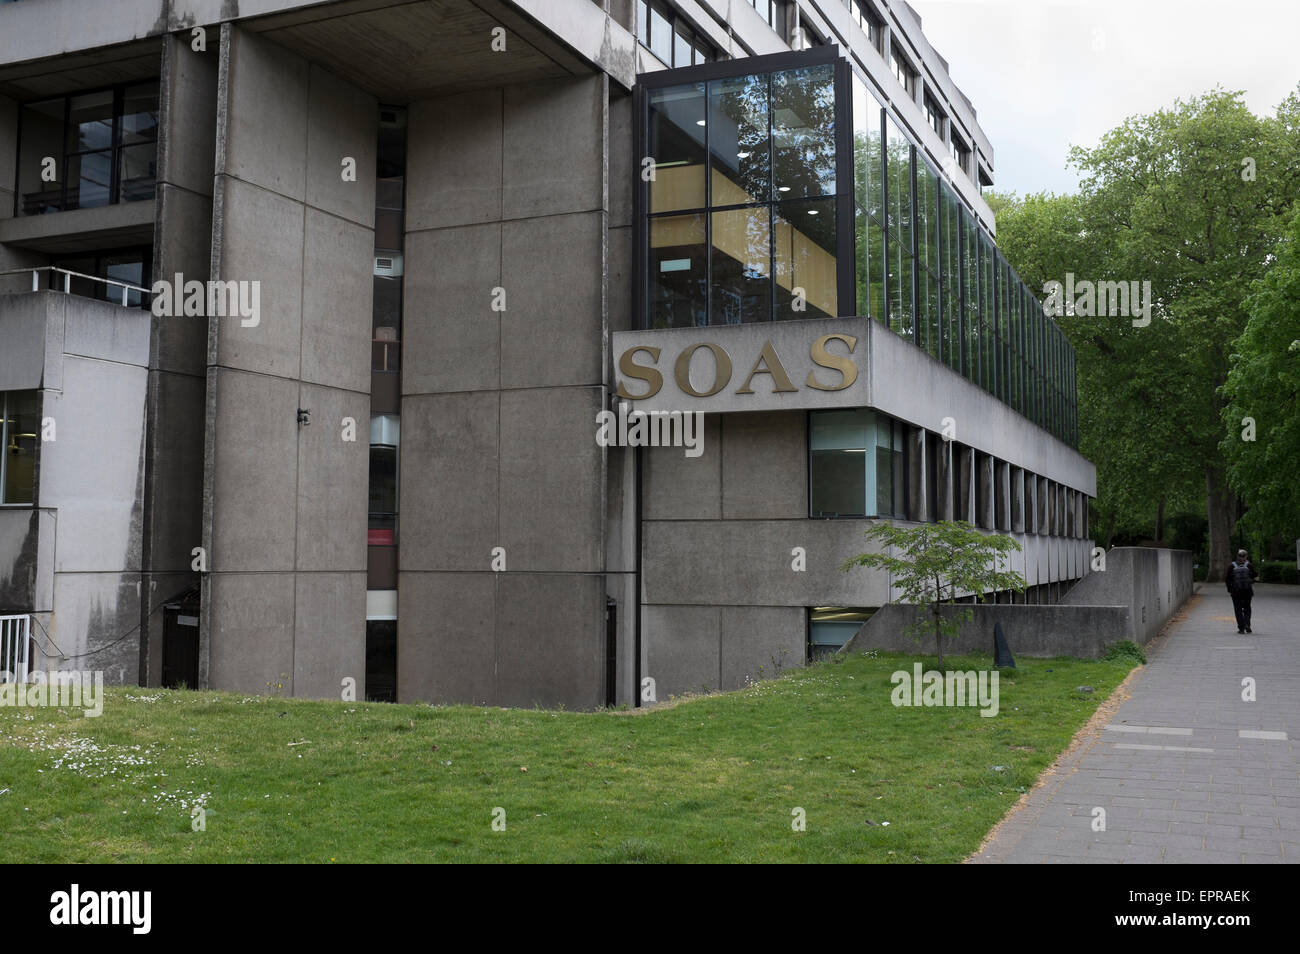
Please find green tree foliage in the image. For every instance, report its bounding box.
[1220,208,1300,546]
[991,87,1300,575]
[840,521,1025,669]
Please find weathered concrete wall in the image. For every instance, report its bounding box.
[843,603,1133,659]
[398,73,611,709]
[1062,547,1194,644]
[0,293,151,681]
[201,24,373,699]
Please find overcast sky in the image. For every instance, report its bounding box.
[907,0,1300,197]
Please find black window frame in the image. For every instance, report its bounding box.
[15,79,160,218]
[635,47,853,330]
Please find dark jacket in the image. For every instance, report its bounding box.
[1226,560,1257,594]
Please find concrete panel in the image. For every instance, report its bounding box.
[293,571,366,699]
[500,211,603,389]
[720,411,806,519]
[159,34,219,197]
[720,605,804,689]
[206,572,296,694]
[496,572,604,709]
[406,90,503,230]
[499,387,604,572]
[642,413,721,520]
[607,224,633,338]
[210,176,304,378]
[40,357,147,575]
[608,89,634,228]
[294,383,368,572]
[398,391,498,571]
[502,76,604,220]
[207,368,299,572]
[641,518,892,608]
[401,222,500,395]
[61,295,152,366]
[0,508,38,612]
[305,63,378,228]
[397,571,496,704]
[153,183,214,377]
[643,603,719,698]
[220,26,308,201]
[0,292,51,390]
[47,572,142,684]
[145,369,206,571]
[301,208,373,393]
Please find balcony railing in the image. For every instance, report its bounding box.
[0,266,150,307]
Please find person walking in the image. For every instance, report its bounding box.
[1225,549,1258,634]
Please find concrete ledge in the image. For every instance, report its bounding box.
[0,200,156,253]
[842,603,1134,659]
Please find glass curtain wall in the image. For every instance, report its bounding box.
[646,61,838,328]
[640,52,1080,447]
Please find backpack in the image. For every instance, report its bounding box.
[1228,562,1254,593]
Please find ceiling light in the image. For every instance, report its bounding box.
[807,210,819,215]
[737,151,750,159]
[696,120,706,126]
[778,186,791,192]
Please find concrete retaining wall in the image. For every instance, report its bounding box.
[843,603,1132,659]
[1061,547,1194,644]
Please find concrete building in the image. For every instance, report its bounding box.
[0,0,1094,707]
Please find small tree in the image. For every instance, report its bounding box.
[840,520,1026,669]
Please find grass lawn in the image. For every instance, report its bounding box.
[0,650,1136,863]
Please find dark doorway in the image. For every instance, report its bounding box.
[366,619,397,702]
[161,605,199,689]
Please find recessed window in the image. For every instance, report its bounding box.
[746,0,786,35]
[16,81,159,216]
[925,94,944,139]
[638,1,717,67]
[809,408,905,518]
[852,0,884,52]
[1,391,39,506]
[890,48,916,96]
[809,607,875,661]
[950,133,970,176]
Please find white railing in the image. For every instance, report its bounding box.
[0,266,149,307]
[1,614,30,684]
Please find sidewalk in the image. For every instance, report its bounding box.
[972,582,1300,863]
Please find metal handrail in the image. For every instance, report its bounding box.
[0,265,150,306]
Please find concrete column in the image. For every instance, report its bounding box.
[934,438,953,521]
[907,426,928,522]
[1038,475,1050,535]
[1010,466,1025,533]
[994,459,1010,531]
[202,25,375,699]
[977,453,994,529]
[957,445,974,522]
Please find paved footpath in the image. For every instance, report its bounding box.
[973,583,1300,863]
